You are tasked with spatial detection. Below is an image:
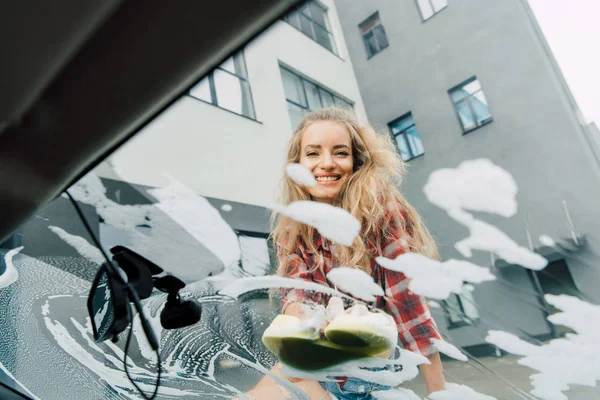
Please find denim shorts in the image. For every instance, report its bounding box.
[320,376,392,400]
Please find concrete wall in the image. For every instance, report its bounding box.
[335,0,600,346]
[105,0,367,209]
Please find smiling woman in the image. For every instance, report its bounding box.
[299,121,355,204]
[261,107,445,399]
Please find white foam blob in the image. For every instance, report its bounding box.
[326,296,345,320]
[0,246,24,288]
[275,201,360,246]
[218,358,242,369]
[48,226,104,265]
[430,338,468,362]
[429,382,497,399]
[376,253,495,300]
[327,267,384,302]
[424,158,518,218]
[485,295,600,400]
[539,234,556,247]
[424,159,547,270]
[221,204,233,212]
[454,217,548,271]
[484,331,539,357]
[285,163,317,187]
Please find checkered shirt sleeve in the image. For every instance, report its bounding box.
[379,207,442,357]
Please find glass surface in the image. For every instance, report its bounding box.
[287,101,305,130]
[308,2,328,28]
[449,86,470,103]
[334,96,352,110]
[238,236,271,277]
[3,1,600,399]
[406,126,425,157]
[299,13,316,40]
[459,290,480,320]
[214,70,255,118]
[304,81,322,109]
[444,295,463,324]
[417,0,434,20]
[189,77,212,103]
[314,24,334,52]
[431,0,448,13]
[373,25,388,50]
[364,30,378,57]
[456,99,477,130]
[286,9,301,30]
[220,54,247,77]
[463,79,482,95]
[394,133,412,161]
[281,68,307,107]
[472,91,492,124]
[390,114,415,133]
[318,88,335,107]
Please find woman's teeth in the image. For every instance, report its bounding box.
[316,176,340,182]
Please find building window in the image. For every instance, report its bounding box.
[449,77,493,133]
[416,0,448,21]
[280,66,353,129]
[283,1,337,54]
[388,113,424,161]
[189,52,256,120]
[443,288,480,329]
[359,12,389,59]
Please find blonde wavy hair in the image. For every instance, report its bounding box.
[271,107,437,276]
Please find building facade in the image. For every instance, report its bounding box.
[104,0,368,210]
[334,0,600,350]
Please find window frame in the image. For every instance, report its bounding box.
[388,112,425,161]
[282,0,338,55]
[187,51,257,121]
[448,76,493,134]
[359,12,389,59]
[415,0,448,22]
[280,65,354,128]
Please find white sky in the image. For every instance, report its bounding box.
[527,0,600,125]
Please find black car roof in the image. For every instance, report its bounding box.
[0,0,300,242]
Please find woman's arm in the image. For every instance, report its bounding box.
[421,352,445,394]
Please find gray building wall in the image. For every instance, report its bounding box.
[335,0,600,347]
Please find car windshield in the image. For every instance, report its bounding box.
[2,1,600,399]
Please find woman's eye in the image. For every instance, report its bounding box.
[307,152,318,157]
[336,152,349,156]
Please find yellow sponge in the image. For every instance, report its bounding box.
[262,306,397,370]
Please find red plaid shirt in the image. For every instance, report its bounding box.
[278,203,441,357]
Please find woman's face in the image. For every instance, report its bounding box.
[299,121,354,204]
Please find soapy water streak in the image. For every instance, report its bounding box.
[35,289,320,399]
